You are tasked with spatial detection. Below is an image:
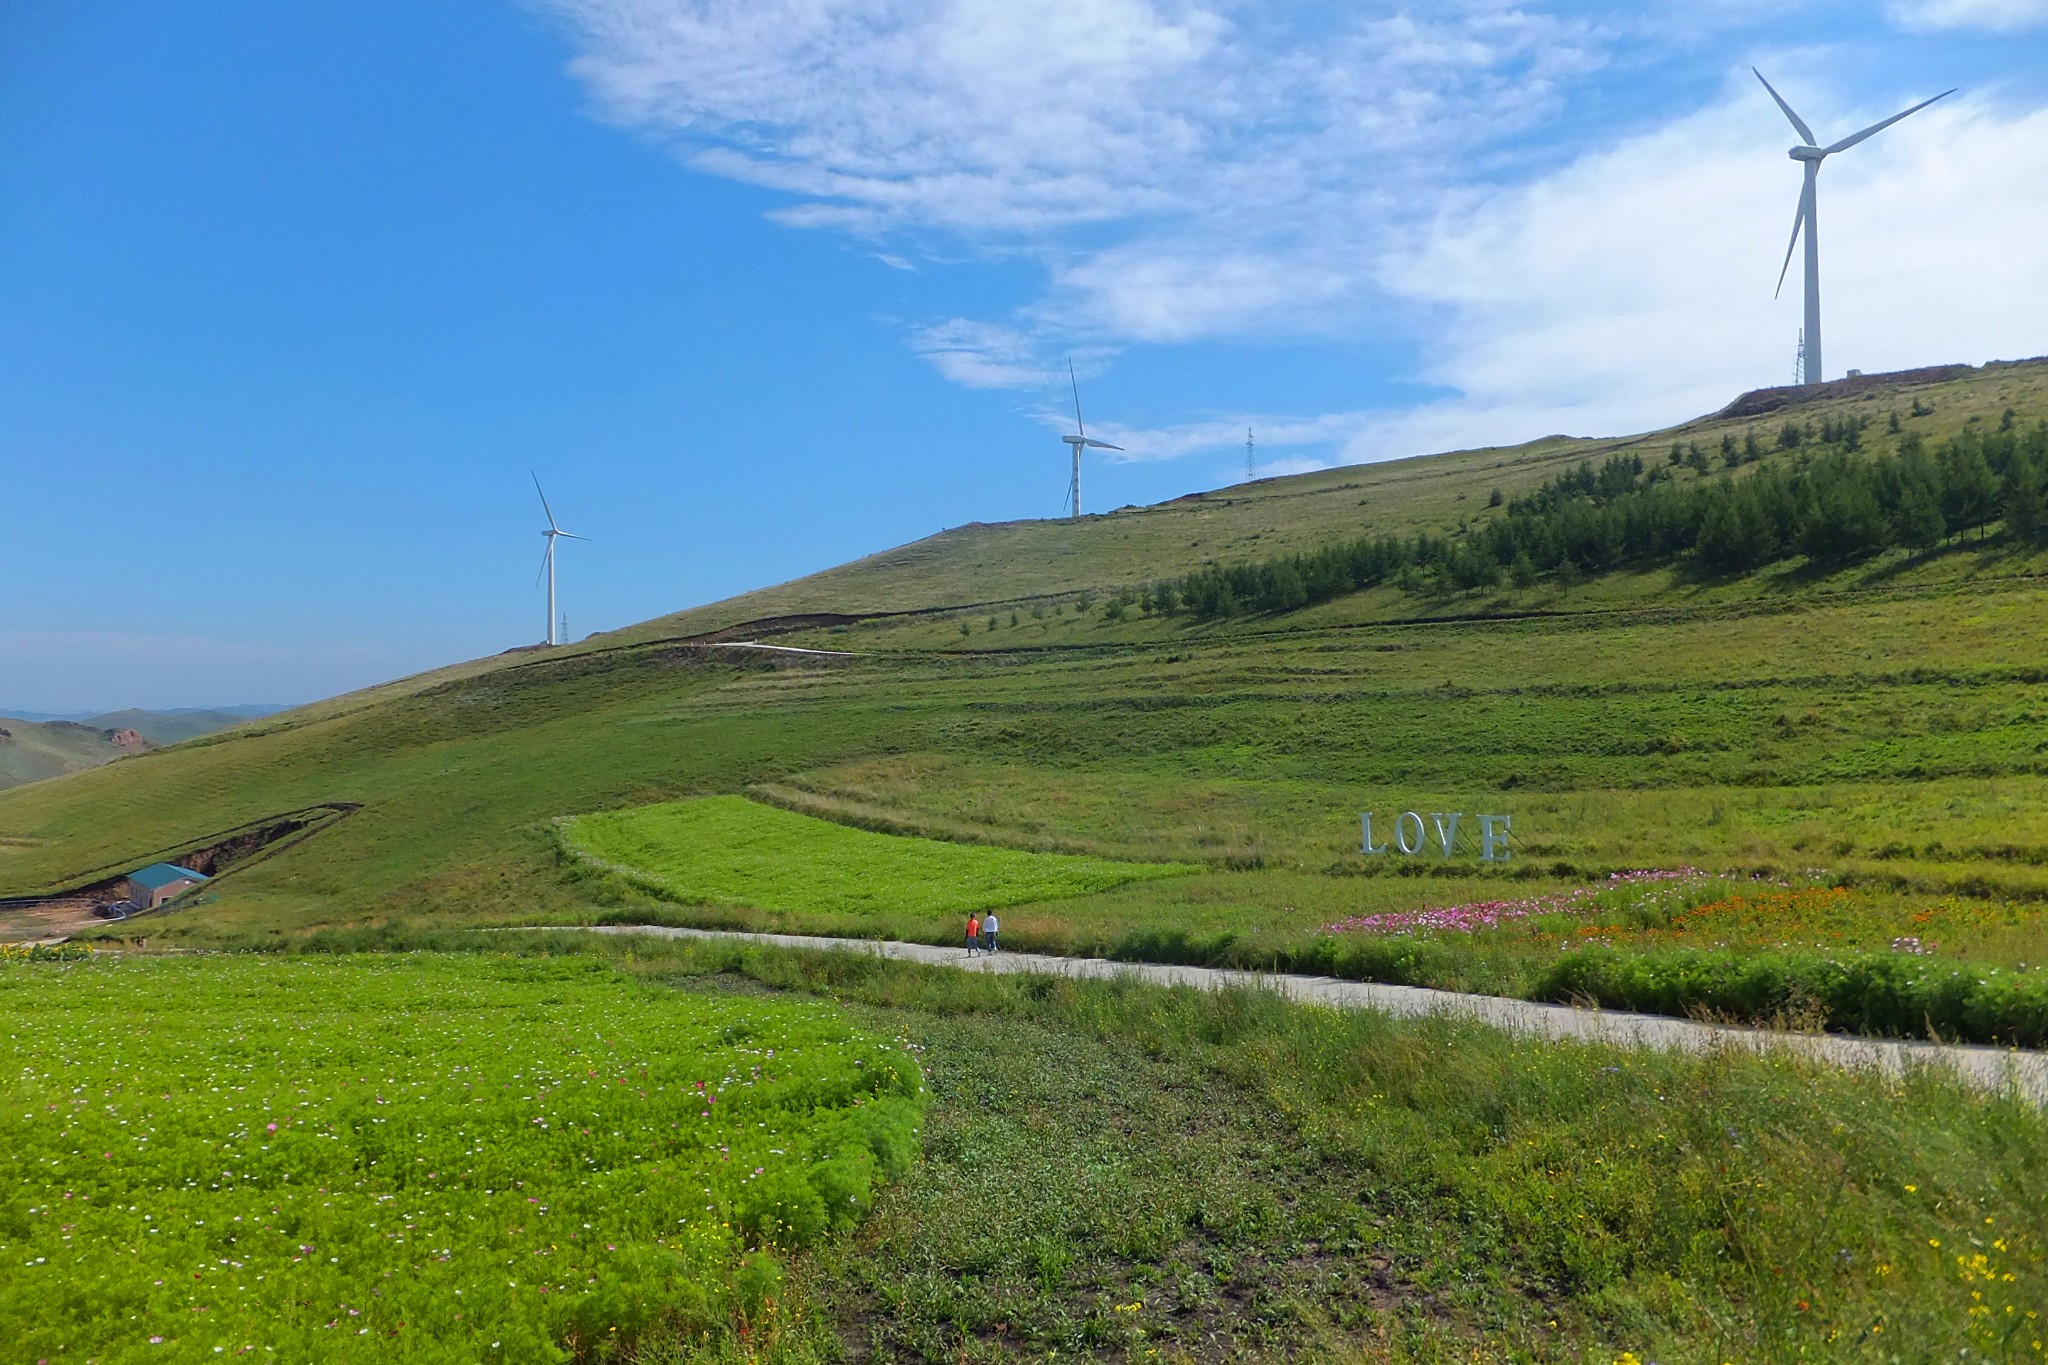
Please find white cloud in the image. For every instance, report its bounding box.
[909,319,1067,389]
[542,0,1611,349]
[1889,0,2048,31]
[540,4,2048,468]
[1075,411,1364,462]
[1353,88,2048,459]
[1037,84,2048,471]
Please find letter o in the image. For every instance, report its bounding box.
[1395,811,1426,855]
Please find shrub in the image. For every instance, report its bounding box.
[1532,946,2048,1046]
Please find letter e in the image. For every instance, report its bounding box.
[1479,814,1512,863]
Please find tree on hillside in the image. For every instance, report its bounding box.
[1696,489,1773,573]
[1796,464,1890,563]
[1940,442,1999,540]
[1892,477,1945,551]
[2003,451,2047,546]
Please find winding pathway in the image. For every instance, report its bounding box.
[578,924,2048,1103]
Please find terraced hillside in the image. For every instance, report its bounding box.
[4,359,2047,1038]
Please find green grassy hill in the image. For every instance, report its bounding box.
[0,717,140,789]
[8,359,2048,1361]
[82,707,265,746]
[0,708,264,792]
[3,357,2046,1039]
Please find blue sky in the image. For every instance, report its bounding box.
[3,0,2044,712]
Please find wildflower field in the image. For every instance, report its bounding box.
[1304,871,2048,1044]
[0,953,924,1362]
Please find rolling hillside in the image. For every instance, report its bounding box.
[0,718,144,789]
[0,708,267,791]
[2,358,2046,994]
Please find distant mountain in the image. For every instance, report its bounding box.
[3,705,286,723]
[0,707,280,790]
[80,709,271,746]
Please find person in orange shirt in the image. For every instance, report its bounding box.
[965,913,981,957]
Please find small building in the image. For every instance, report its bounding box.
[124,862,209,910]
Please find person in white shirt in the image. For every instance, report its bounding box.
[981,911,999,954]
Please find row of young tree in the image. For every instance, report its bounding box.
[1147,416,2048,620]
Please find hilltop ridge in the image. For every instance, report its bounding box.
[40,354,2042,772]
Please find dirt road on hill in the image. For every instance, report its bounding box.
[578,924,2048,1103]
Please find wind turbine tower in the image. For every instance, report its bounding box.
[1061,359,1121,518]
[531,473,587,647]
[1752,68,1953,386]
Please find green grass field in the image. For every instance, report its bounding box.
[560,795,1193,921]
[0,953,923,1362]
[1,385,2046,1037]
[5,359,2048,1355]
[28,928,2031,1365]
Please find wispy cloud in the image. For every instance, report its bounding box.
[1356,88,2048,458]
[1015,82,2048,469]
[1889,0,2048,32]
[542,1,1622,352]
[541,3,2048,470]
[1068,411,1367,463]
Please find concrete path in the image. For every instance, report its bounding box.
[580,924,2048,1104]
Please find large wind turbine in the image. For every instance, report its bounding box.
[531,473,586,647]
[1752,68,1954,386]
[1061,360,1121,519]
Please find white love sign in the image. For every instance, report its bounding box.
[1360,811,1512,862]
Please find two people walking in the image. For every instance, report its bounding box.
[965,911,1000,957]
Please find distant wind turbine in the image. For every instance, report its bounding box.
[1061,360,1121,519]
[531,472,587,646]
[1752,68,1954,387]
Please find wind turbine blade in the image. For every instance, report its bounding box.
[1752,68,1816,145]
[1773,187,1809,300]
[1068,357,1085,438]
[1083,439,1123,450]
[1823,88,1955,154]
[555,532,589,541]
[530,470,560,533]
[534,542,552,589]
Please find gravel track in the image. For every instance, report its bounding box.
[578,924,2048,1103]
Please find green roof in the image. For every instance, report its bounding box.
[128,862,208,890]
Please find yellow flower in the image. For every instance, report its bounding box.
[1930,1238,1941,1248]
[1905,1184,1918,1193]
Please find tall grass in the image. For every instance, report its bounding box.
[288,931,2048,1362]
